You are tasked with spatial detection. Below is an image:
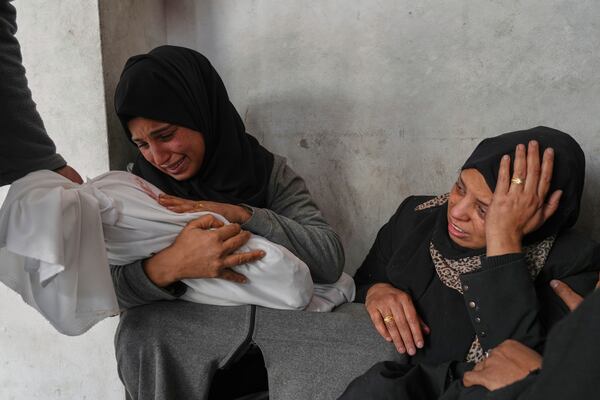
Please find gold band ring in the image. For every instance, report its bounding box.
[383,315,394,324]
[510,177,525,185]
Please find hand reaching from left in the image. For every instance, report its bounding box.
[54,165,83,184]
[485,141,562,256]
[158,193,252,224]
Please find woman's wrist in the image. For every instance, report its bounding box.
[142,247,182,287]
[485,230,522,257]
[233,204,252,224]
[366,282,392,300]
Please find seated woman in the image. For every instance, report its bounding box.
[0,169,354,335]
[111,45,376,400]
[340,126,600,399]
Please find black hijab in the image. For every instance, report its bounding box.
[114,45,274,207]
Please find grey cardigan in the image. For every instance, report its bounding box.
[110,154,345,309]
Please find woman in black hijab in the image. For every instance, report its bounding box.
[112,46,345,399]
[114,45,343,285]
[340,126,600,399]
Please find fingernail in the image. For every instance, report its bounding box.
[408,348,416,355]
[259,250,266,256]
[417,341,424,348]
[385,337,392,342]
[503,155,510,160]
[550,280,559,289]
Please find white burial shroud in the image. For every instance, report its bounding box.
[0,170,354,335]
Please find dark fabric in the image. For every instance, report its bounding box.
[439,290,600,400]
[484,290,600,400]
[350,127,597,399]
[208,346,268,400]
[344,290,600,400]
[0,0,66,186]
[355,196,600,366]
[338,361,453,400]
[461,126,585,243]
[114,45,274,207]
[459,254,542,352]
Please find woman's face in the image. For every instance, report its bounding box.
[128,117,205,180]
[447,168,493,249]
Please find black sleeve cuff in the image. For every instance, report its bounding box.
[480,253,524,270]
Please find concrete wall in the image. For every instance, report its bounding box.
[3,1,600,398]
[0,1,122,399]
[166,0,600,273]
[99,0,167,171]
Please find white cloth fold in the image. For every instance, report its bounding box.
[0,170,354,335]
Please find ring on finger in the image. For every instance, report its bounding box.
[510,177,525,185]
[383,315,394,324]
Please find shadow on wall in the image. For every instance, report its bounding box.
[244,95,600,272]
[243,93,472,273]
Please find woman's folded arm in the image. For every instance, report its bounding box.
[110,261,187,309]
[242,156,345,284]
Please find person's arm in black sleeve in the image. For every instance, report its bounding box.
[484,291,600,400]
[460,253,544,352]
[353,197,414,302]
[0,0,67,185]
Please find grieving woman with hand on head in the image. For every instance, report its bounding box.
[340,127,600,399]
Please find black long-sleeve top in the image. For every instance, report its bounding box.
[0,0,65,186]
[353,196,600,365]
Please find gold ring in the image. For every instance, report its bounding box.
[383,315,394,324]
[510,177,524,185]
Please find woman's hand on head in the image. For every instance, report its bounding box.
[485,141,562,256]
[365,283,430,355]
[158,194,252,224]
[142,214,265,287]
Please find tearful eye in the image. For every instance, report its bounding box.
[477,205,487,216]
[158,133,174,142]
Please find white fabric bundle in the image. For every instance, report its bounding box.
[0,170,354,335]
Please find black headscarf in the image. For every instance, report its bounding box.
[114,45,274,207]
[461,126,585,244]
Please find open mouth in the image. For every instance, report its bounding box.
[163,157,186,174]
[448,222,468,238]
